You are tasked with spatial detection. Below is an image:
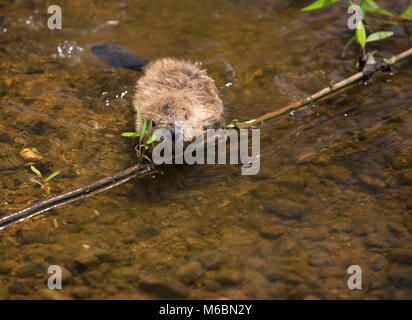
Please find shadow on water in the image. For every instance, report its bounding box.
[0,0,411,299]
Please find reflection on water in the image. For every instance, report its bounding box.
[0,0,411,299]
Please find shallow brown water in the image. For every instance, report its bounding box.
[0,0,411,299]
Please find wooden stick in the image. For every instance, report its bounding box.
[0,163,154,230]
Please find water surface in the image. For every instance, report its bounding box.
[0,0,411,299]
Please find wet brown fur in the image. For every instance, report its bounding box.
[133,58,223,138]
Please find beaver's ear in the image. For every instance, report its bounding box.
[91,43,149,72]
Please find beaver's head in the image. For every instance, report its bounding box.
[136,91,222,141]
[133,58,224,141]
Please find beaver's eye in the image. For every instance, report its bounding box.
[151,121,156,127]
[161,103,171,114]
[184,114,189,120]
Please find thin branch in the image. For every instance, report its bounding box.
[0,163,154,230]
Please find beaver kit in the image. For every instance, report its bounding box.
[92,43,224,141]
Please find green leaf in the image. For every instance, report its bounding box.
[342,35,356,57]
[301,0,340,11]
[139,120,147,146]
[147,119,153,135]
[226,124,236,128]
[30,165,41,177]
[47,186,51,195]
[356,20,366,48]
[366,31,394,43]
[400,5,412,20]
[365,0,393,17]
[45,171,60,182]
[360,0,366,19]
[146,135,156,144]
[30,178,43,187]
[121,132,139,137]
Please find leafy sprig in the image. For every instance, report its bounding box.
[301,0,410,57]
[122,103,156,162]
[30,165,60,196]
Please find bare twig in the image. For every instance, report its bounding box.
[0,163,154,230]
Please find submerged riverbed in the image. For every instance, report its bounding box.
[0,0,411,299]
